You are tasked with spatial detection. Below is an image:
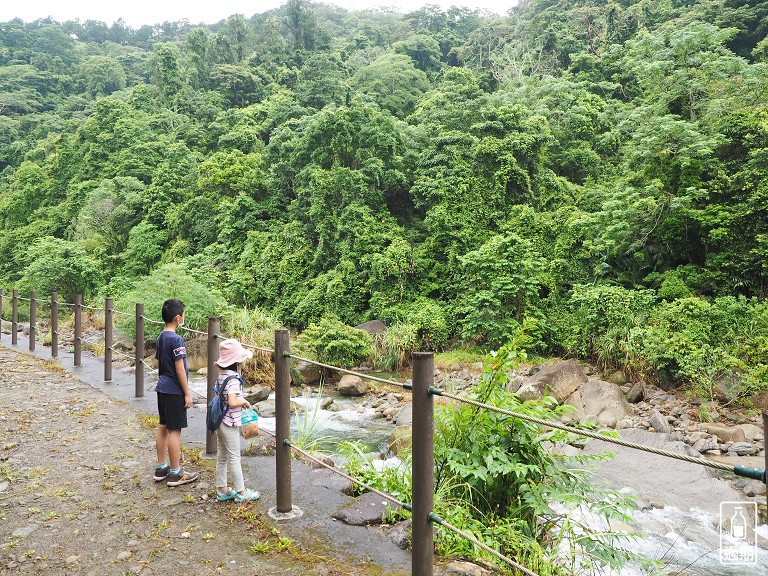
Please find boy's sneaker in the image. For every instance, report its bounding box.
[166,468,198,487]
[153,465,170,482]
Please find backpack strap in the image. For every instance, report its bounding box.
[218,374,243,411]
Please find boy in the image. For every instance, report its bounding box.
[153,299,198,486]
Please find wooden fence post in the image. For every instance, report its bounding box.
[764,410,768,519]
[135,302,144,398]
[74,294,82,366]
[51,292,58,358]
[275,329,292,512]
[104,298,113,382]
[206,317,220,455]
[11,289,18,346]
[29,291,36,352]
[412,351,435,576]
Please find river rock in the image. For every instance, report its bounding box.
[699,423,746,443]
[564,379,632,426]
[245,385,271,404]
[581,429,743,513]
[436,561,490,576]
[625,380,645,404]
[743,480,767,497]
[252,399,298,418]
[516,360,587,403]
[387,519,412,550]
[295,360,323,386]
[355,319,387,334]
[337,375,369,396]
[650,410,672,434]
[393,404,412,426]
[607,370,629,385]
[332,491,401,526]
[389,425,412,455]
[737,423,763,442]
[692,437,719,453]
[728,442,757,456]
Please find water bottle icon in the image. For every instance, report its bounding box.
[731,506,747,540]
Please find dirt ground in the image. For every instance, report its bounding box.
[0,345,403,575]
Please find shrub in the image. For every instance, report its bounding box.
[378,297,449,352]
[554,284,656,369]
[372,322,418,371]
[627,296,768,398]
[298,316,373,369]
[114,263,227,338]
[19,237,102,304]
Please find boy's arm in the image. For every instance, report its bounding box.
[175,358,193,408]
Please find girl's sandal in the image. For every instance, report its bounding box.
[235,488,260,502]
[216,487,237,502]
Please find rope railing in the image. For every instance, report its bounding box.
[109,308,134,317]
[80,304,104,311]
[425,387,766,483]
[108,347,134,363]
[430,514,541,576]
[241,341,274,354]
[281,436,407,510]
[141,315,165,326]
[140,358,158,374]
[285,352,407,388]
[178,325,207,337]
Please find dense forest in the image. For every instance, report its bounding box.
[2,0,768,402]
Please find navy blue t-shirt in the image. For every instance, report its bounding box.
[155,330,188,395]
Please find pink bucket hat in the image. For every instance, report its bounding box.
[215,339,253,368]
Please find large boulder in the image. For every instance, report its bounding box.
[564,379,633,428]
[699,423,746,443]
[337,374,369,396]
[244,385,271,404]
[295,360,323,386]
[393,404,412,426]
[389,425,412,456]
[516,360,588,403]
[355,319,387,334]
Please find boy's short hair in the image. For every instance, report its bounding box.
[161,299,185,323]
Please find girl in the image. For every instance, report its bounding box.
[214,338,260,502]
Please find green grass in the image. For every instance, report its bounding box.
[434,348,486,369]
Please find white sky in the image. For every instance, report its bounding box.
[0,0,517,28]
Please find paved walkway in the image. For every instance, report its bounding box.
[0,329,412,574]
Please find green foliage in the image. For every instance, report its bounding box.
[221,306,281,349]
[114,263,227,338]
[372,322,417,371]
[554,284,657,369]
[297,316,373,369]
[19,237,102,303]
[627,296,768,398]
[2,1,768,402]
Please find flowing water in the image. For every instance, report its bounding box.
[189,375,395,453]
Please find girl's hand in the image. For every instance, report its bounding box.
[243,400,251,409]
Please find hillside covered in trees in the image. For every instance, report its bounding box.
[2,0,768,401]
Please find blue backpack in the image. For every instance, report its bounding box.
[206,374,241,433]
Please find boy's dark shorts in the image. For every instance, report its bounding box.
[157,392,187,430]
